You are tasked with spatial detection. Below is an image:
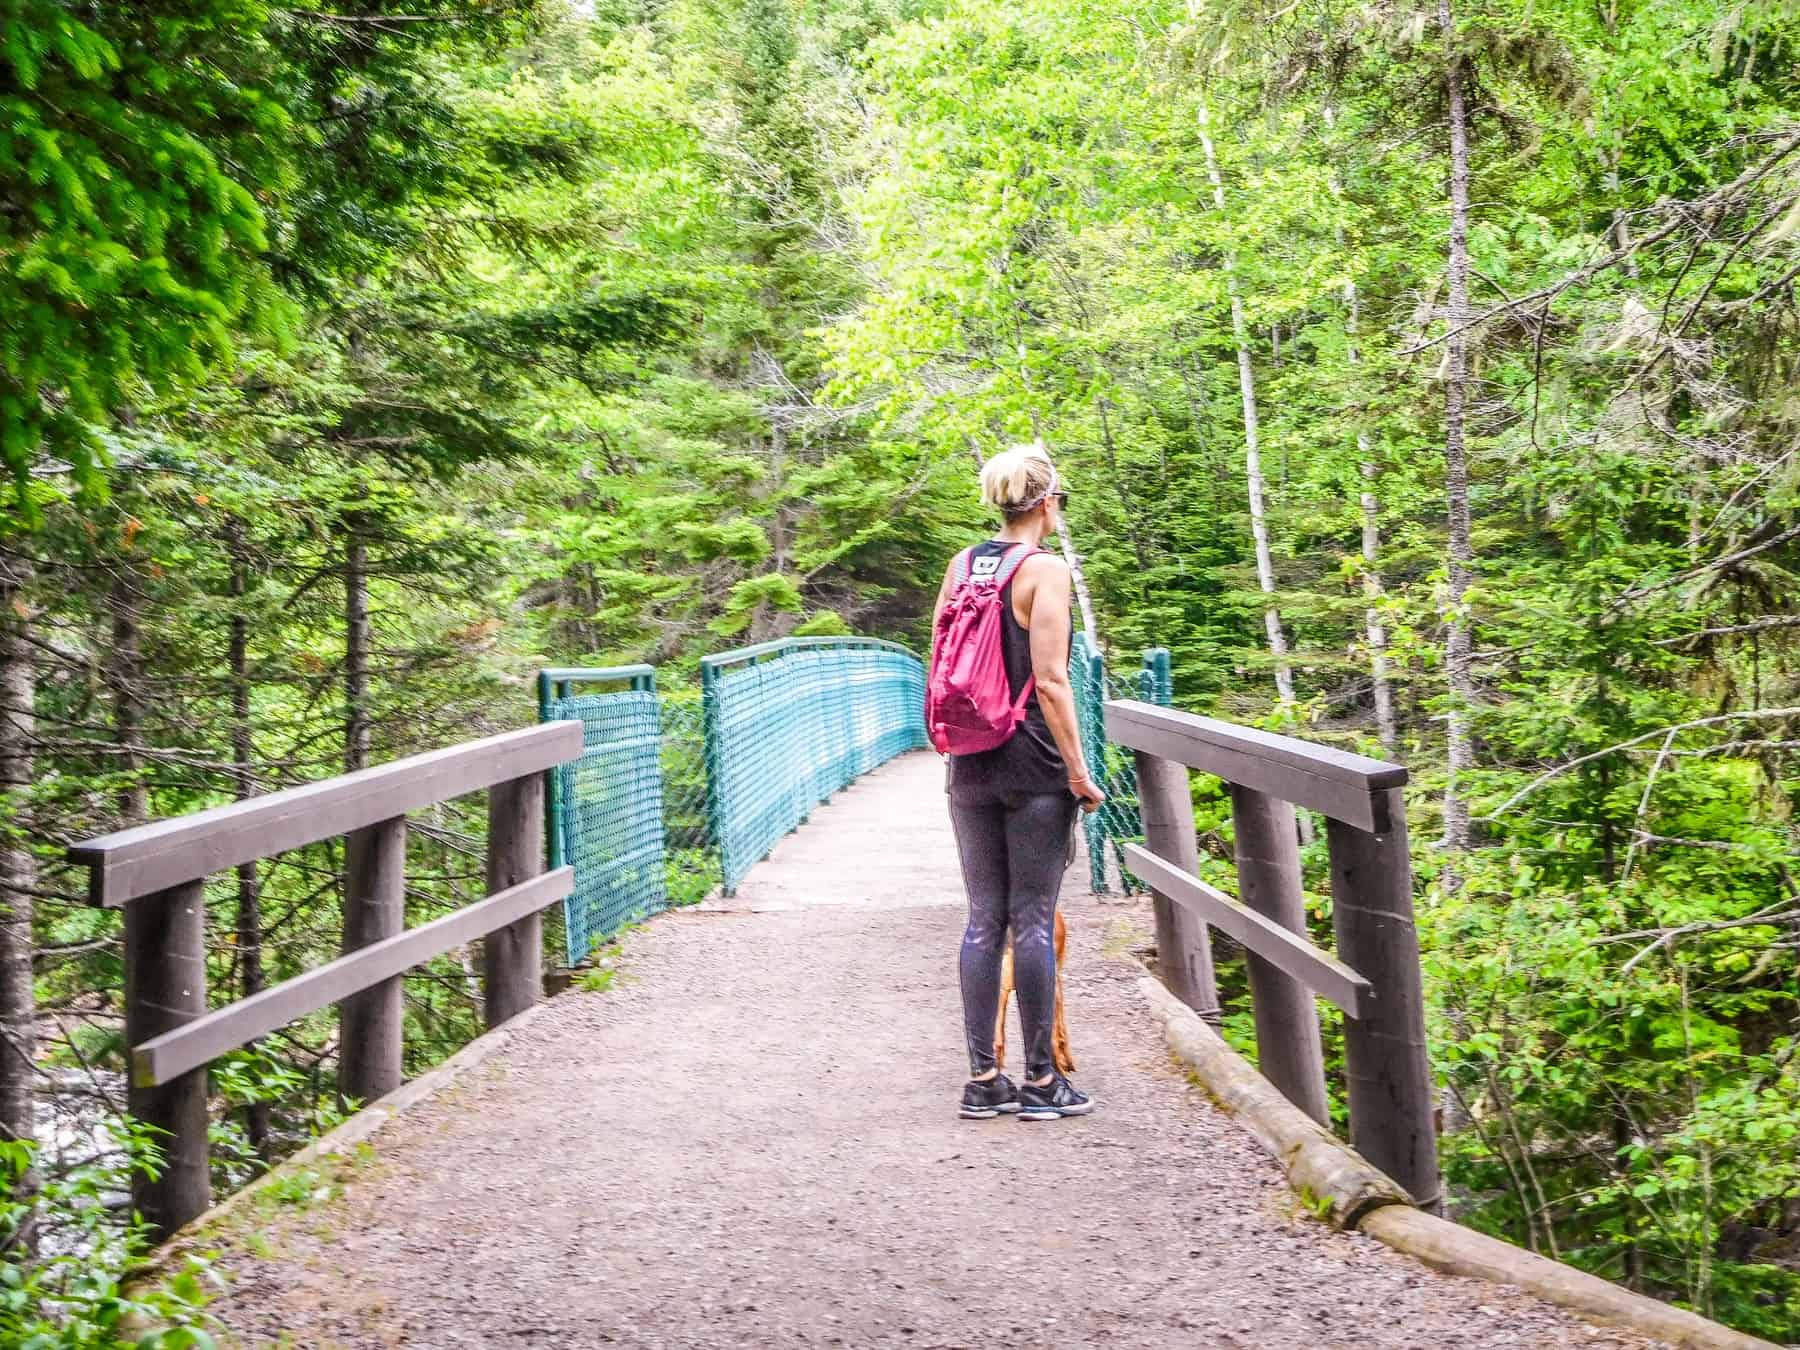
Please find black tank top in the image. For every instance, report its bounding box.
[945,539,1071,797]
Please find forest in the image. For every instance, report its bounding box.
[3,0,1799,1341]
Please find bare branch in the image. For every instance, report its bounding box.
[1480,707,1800,821]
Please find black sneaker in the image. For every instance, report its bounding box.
[959,1074,1022,1120]
[1018,1074,1094,1121]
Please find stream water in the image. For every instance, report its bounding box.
[32,1069,128,1260]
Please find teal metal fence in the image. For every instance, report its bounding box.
[703,636,928,894]
[541,633,1160,956]
[1073,633,1175,894]
[538,665,715,964]
[540,637,928,957]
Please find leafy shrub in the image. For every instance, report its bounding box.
[0,1134,219,1349]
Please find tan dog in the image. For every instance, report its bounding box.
[994,910,1075,1074]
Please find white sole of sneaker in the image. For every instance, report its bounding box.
[1018,1102,1096,1120]
[959,1103,1023,1120]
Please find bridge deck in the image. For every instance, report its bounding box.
[203,752,1649,1348]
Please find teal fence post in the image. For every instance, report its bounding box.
[701,657,729,894]
[1117,648,1172,897]
[1076,633,1110,894]
[538,670,565,872]
[836,646,854,795]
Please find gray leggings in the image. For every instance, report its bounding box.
[948,787,1078,1081]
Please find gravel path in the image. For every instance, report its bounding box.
[206,752,1655,1349]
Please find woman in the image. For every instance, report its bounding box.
[933,443,1105,1122]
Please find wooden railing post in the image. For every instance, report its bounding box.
[1326,787,1440,1212]
[339,816,407,1103]
[125,879,209,1238]
[1229,785,1329,1125]
[484,772,545,1027]
[1134,750,1218,1019]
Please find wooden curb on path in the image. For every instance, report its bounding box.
[1141,973,1407,1227]
[1357,1206,1781,1350]
[1138,977,1782,1350]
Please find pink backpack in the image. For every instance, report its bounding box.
[927,543,1036,755]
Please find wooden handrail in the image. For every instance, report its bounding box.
[1120,697,1440,1212]
[68,722,583,1241]
[130,868,573,1088]
[1121,843,1371,1016]
[71,721,583,907]
[1104,699,1405,831]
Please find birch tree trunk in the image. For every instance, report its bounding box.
[1339,241,1399,755]
[0,549,35,1220]
[1024,429,1100,639]
[1055,524,1099,639]
[1007,418,1101,641]
[1439,0,1478,882]
[1196,93,1295,705]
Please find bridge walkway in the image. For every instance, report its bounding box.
[199,752,1651,1348]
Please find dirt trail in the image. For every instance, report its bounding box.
[206,752,1654,1348]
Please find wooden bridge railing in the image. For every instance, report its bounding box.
[67,721,584,1239]
[1107,699,1441,1212]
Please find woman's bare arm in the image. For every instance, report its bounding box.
[1019,557,1105,810]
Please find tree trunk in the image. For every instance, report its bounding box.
[0,549,36,1230]
[1439,0,1477,882]
[1336,214,1399,756]
[1095,395,1152,574]
[1607,136,1638,279]
[751,425,788,643]
[345,518,371,775]
[1055,523,1100,640]
[1195,92,1295,705]
[227,523,270,1157]
[110,561,149,825]
[1361,462,1399,755]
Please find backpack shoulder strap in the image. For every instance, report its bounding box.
[994,541,1040,588]
[951,546,975,587]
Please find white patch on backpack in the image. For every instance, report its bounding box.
[971,555,1003,579]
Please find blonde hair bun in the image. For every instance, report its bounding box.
[978,442,1058,517]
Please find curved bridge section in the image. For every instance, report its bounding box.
[540,638,928,963]
[702,637,927,893]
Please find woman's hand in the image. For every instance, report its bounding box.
[1069,773,1106,813]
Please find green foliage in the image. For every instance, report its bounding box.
[793,609,853,637]
[575,966,618,993]
[709,574,805,636]
[0,1138,218,1348]
[0,1,292,497]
